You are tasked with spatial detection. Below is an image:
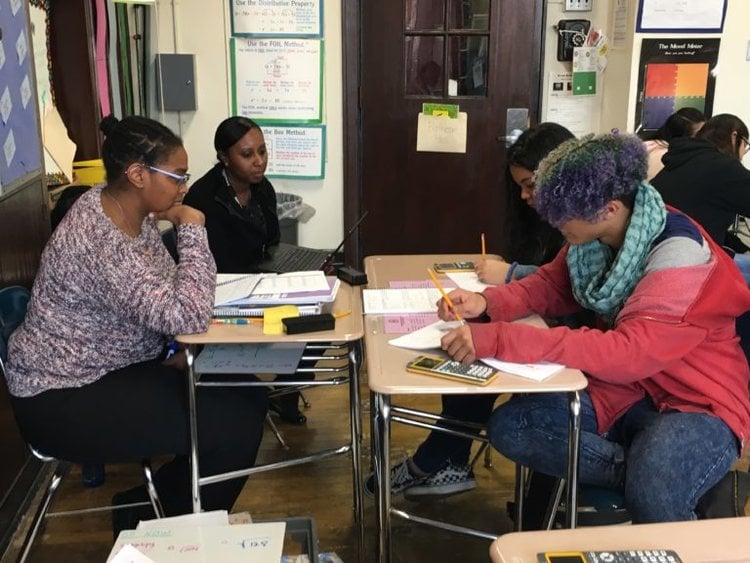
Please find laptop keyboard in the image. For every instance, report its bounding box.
[270,246,330,272]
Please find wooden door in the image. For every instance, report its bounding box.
[358,0,543,258]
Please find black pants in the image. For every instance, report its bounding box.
[11,359,268,516]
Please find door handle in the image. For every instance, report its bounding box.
[498,108,529,147]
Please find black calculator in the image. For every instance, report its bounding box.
[537,550,683,563]
[432,261,475,273]
[406,355,498,386]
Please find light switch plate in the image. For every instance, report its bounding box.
[565,0,593,12]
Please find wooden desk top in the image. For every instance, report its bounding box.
[490,517,750,562]
[176,281,364,345]
[363,254,587,395]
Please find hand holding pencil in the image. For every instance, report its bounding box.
[428,268,488,322]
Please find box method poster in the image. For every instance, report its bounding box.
[231,0,322,38]
[231,38,322,123]
[264,125,325,179]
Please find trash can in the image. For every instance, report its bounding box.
[277,193,317,245]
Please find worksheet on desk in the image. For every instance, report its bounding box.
[363,288,442,314]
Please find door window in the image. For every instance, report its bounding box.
[404,0,490,97]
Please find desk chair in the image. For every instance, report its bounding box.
[0,286,164,563]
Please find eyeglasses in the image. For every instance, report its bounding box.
[145,165,191,186]
[741,137,750,156]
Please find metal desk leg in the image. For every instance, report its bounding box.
[348,341,365,563]
[565,390,581,529]
[514,464,526,531]
[185,345,202,513]
[372,392,392,563]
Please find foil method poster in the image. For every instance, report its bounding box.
[231,0,322,38]
[231,38,323,123]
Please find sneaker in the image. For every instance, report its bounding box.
[404,461,476,499]
[364,459,427,498]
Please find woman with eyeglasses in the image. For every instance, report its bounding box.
[651,113,750,261]
[5,115,268,535]
[183,116,280,274]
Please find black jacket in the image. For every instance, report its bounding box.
[183,164,280,272]
[651,138,750,253]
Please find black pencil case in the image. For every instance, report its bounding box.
[282,313,335,334]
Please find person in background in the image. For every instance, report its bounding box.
[640,107,705,181]
[364,123,575,501]
[184,117,306,424]
[651,113,750,278]
[184,116,280,273]
[438,133,750,523]
[5,115,268,535]
[50,185,91,232]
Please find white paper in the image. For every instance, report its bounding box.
[416,112,467,154]
[264,125,325,178]
[16,31,27,65]
[107,522,286,563]
[232,0,321,36]
[254,270,328,294]
[545,71,597,138]
[10,0,22,16]
[445,272,491,293]
[363,288,442,314]
[480,357,565,382]
[0,42,6,71]
[214,274,263,307]
[19,74,31,108]
[4,130,16,167]
[109,544,155,563]
[389,320,462,350]
[195,343,306,374]
[0,87,12,124]
[639,0,725,31]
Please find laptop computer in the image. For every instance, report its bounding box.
[257,211,368,274]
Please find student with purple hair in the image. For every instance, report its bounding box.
[436,133,750,523]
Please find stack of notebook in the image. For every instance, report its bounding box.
[213,271,340,318]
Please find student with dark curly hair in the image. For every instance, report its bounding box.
[437,133,750,523]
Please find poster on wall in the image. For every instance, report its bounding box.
[231,38,323,123]
[633,38,719,135]
[636,0,726,33]
[231,0,323,38]
[263,125,325,179]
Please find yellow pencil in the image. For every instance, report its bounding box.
[481,232,486,257]
[427,268,464,323]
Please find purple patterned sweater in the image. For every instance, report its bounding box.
[6,186,217,397]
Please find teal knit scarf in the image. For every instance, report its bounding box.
[567,182,666,324]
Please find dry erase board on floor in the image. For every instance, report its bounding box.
[0,0,43,196]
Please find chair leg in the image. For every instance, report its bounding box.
[16,461,70,563]
[265,413,289,449]
[299,390,311,408]
[141,460,165,518]
[543,478,567,530]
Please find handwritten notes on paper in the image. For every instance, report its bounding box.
[108,522,286,563]
[416,112,468,153]
[195,343,306,374]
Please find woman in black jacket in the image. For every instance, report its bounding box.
[184,116,280,273]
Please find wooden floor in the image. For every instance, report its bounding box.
[1,380,517,563]
[3,378,749,563]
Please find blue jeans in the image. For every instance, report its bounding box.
[734,252,750,285]
[488,392,739,523]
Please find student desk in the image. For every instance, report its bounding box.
[489,516,750,562]
[176,282,365,558]
[363,254,588,563]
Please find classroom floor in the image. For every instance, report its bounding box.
[1,379,518,563]
[3,377,749,563]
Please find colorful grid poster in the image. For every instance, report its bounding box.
[642,63,708,129]
[634,38,720,134]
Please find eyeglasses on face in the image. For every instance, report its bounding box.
[740,136,750,155]
[145,165,191,186]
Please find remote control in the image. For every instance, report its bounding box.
[406,355,498,386]
[537,549,683,563]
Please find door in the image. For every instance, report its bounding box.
[359,0,543,258]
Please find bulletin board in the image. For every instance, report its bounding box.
[0,0,43,196]
[633,38,719,134]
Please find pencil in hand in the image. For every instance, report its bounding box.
[427,268,464,323]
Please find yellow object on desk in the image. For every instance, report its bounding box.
[263,305,300,335]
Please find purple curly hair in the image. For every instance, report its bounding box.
[534,133,647,227]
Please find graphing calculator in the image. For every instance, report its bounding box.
[406,355,498,386]
[432,261,475,273]
[537,550,683,563]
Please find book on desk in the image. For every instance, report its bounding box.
[213,272,340,317]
